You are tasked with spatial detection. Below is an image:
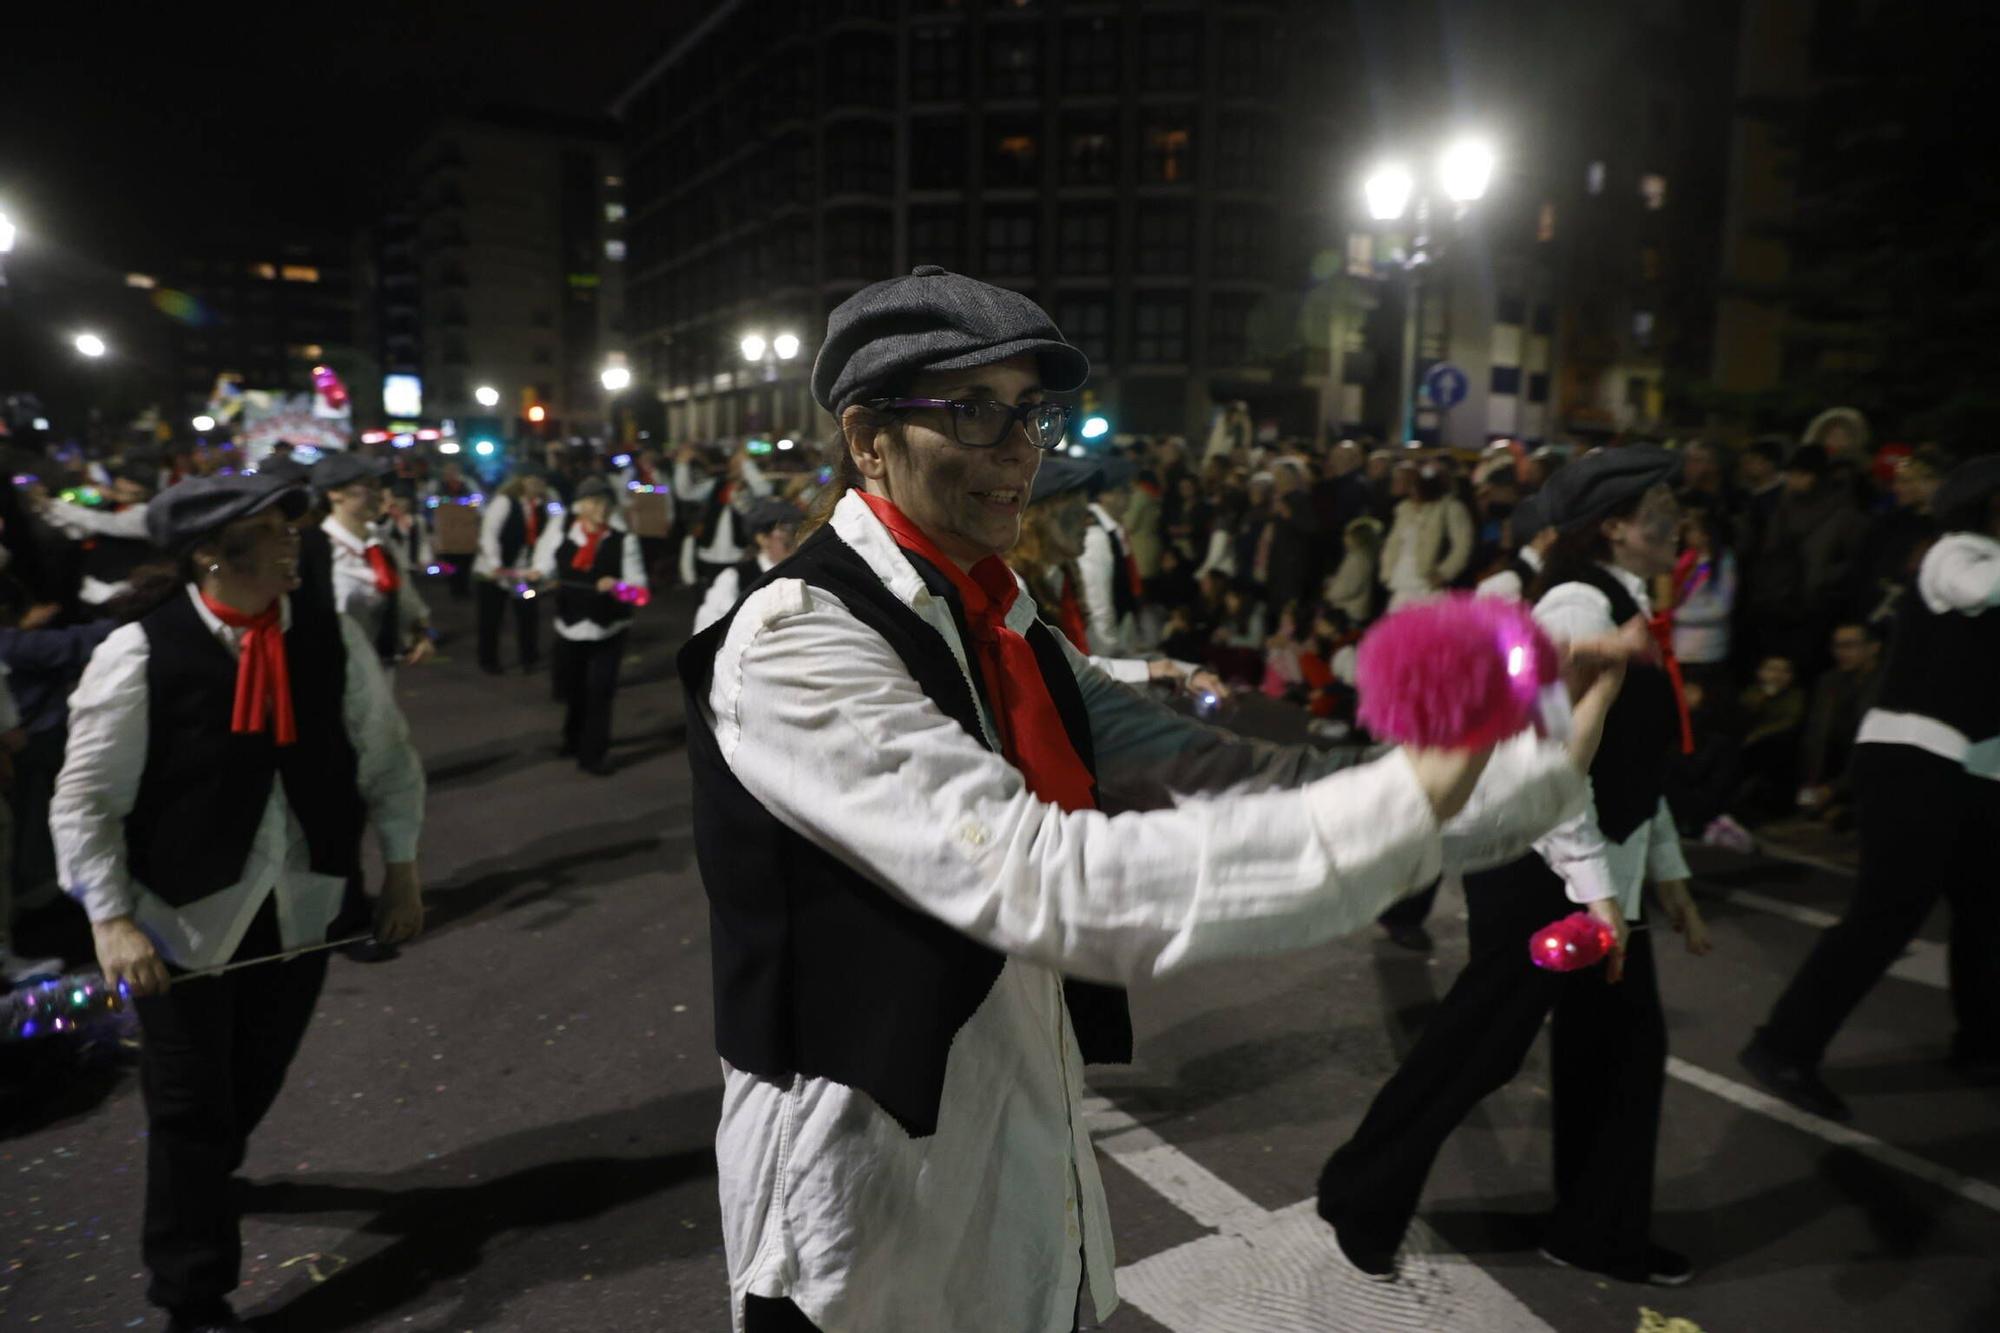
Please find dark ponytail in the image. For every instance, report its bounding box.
[799,402,898,541]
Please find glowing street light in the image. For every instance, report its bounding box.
[600,365,632,392]
[740,333,767,362]
[1363,164,1415,222]
[1080,415,1111,440]
[474,384,500,408]
[74,332,107,358]
[772,332,801,360]
[527,404,547,424]
[0,209,16,254]
[1439,139,1496,204]
[192,414,216,432]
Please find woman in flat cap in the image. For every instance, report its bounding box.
[1320,443,1711,1290]
[679,266,1624,1333]
[51,472,426,1333]
[1742,454,2000,1120]
[313,451,434,673]
[530,474,647,776]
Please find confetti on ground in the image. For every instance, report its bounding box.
[1637,1310,1706,1333]
[278,1252,349,1284]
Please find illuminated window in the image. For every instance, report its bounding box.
[1586,161,1605,195]
[606,239,627,261]
[987,126,1039,187]
[249,262,277,279]
[125,272,157,289]
[1640,173,1667,210]
[606,202,627,223]
[280,265,321,282]
[286,343,325,359]
[1142,125,1192,184]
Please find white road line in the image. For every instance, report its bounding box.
[1706,886,1947,989]
[1666,1057,2000,1214]
[1085,1094,1557,1332]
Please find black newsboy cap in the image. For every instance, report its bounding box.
[1538,444,1682,534]
[1932,455,2000,532]
[812,266,1090,414]
[311,450,389,495]
[146,473,310,553]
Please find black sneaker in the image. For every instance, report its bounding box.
[1738,1036,1852,1121]
[340,937,401,965]
[1380,923,1434,953]
[1540,1239,1693,1286]
[1314,1197,1397,1281]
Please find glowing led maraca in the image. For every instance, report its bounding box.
[1530,912,1618,973]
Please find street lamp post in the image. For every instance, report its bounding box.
[1362,138,1494,447]
[739,329,803,434]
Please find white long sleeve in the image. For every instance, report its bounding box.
[1078,525,1122,656]
[1918,533,2000,614]
[474,495,510,578]
[41,499,152,541]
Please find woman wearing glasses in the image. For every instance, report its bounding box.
[679,266,1624,1333]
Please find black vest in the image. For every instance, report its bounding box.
[696,482,745,554]
[1095,513,1139,621]
[80,518,157,588]
[1872,566,2000,741]
[497,495,548,567]
[679,525,1131,1138]
[553,526,634,628]
[1540,561,1679,843]
[125,587,366,907]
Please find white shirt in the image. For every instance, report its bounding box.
[531,517,648,641]
[52,588,426,970]
[473,493,552,580]
[703,490,1588,1333]
[693,552,774,636]
[1528,561,1693,918]
[41,499,154,605]
[1474,544,1544,602]
[1856,532,2000,779]
[1079,504,1132,656]
[322,516,431,653]
[675,457,773,566]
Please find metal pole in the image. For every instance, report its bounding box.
[1392,193,1432,447]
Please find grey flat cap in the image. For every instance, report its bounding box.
[1029,454,1099,504]
[1537,444,1682,534]
[744,496,804,535]
[812,265,1090,414]
[311,450,389,495]
[147,473,310,553]
[573,475,614,504]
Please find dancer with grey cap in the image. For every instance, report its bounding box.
[679,266,1626,1333]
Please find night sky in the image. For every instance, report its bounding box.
[0,2,699,269]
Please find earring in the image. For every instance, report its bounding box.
[208,563,221,575]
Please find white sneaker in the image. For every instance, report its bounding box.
[2,950,65,985]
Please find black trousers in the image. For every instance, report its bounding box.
[743,1290,1083,1331]
[9,726,65,898]
[1761,744,2000,1066]
[1318,852,1666,1269]
[1377,878,1440,931]
[134,900,329,1318]
[553,633,624,768]
[476,579,541,671]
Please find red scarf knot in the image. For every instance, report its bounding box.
[857,491,1096,812]
[198,591,297,746]
[363,544,400,594]
[570,521,608,571]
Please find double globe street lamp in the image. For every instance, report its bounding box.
[1362,138,1496,446]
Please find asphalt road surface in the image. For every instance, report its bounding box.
[4,583,1994,1332]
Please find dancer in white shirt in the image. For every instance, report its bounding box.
[53,472,425,1333]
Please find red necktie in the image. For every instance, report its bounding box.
[198,592,298,746]
[1057,576,1091,654]
[364,544,400,594]
[524,504,541,548]
[1646,613,1695,756]
[859,492,1096,812]
[1123,550,1144,600]
[570,522,607,571]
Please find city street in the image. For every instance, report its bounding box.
[4,586,1995,1333]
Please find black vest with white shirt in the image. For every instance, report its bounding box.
[1870,571,2000,741]
[553,526,634,629]
[497,495,548,567]
[1539,560,1680,844]
[1094,512,1139,621]
[679,524,1132,1138]
[124,587,366,908]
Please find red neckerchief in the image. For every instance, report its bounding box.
[1645,612,1695,755]
[858,491,1096,812]
[198,591,297,745]
[1057,573,1092,654]
[1123,550,1145,600]
[570,520,608,571]
[719,479,738,507]
[363,544,400,593]
[523,502,541,548]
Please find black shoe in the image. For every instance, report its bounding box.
[1738,1036,1852,1121]
[340,937,401,965]
[1380,923,1433,953]
[1540,1239,1693,1286]
[579,759,617,777]
[1314,1192,1397,1280]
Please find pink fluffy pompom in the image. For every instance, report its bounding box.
[1529,911,1618,973]
[1353,593,1560,748]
